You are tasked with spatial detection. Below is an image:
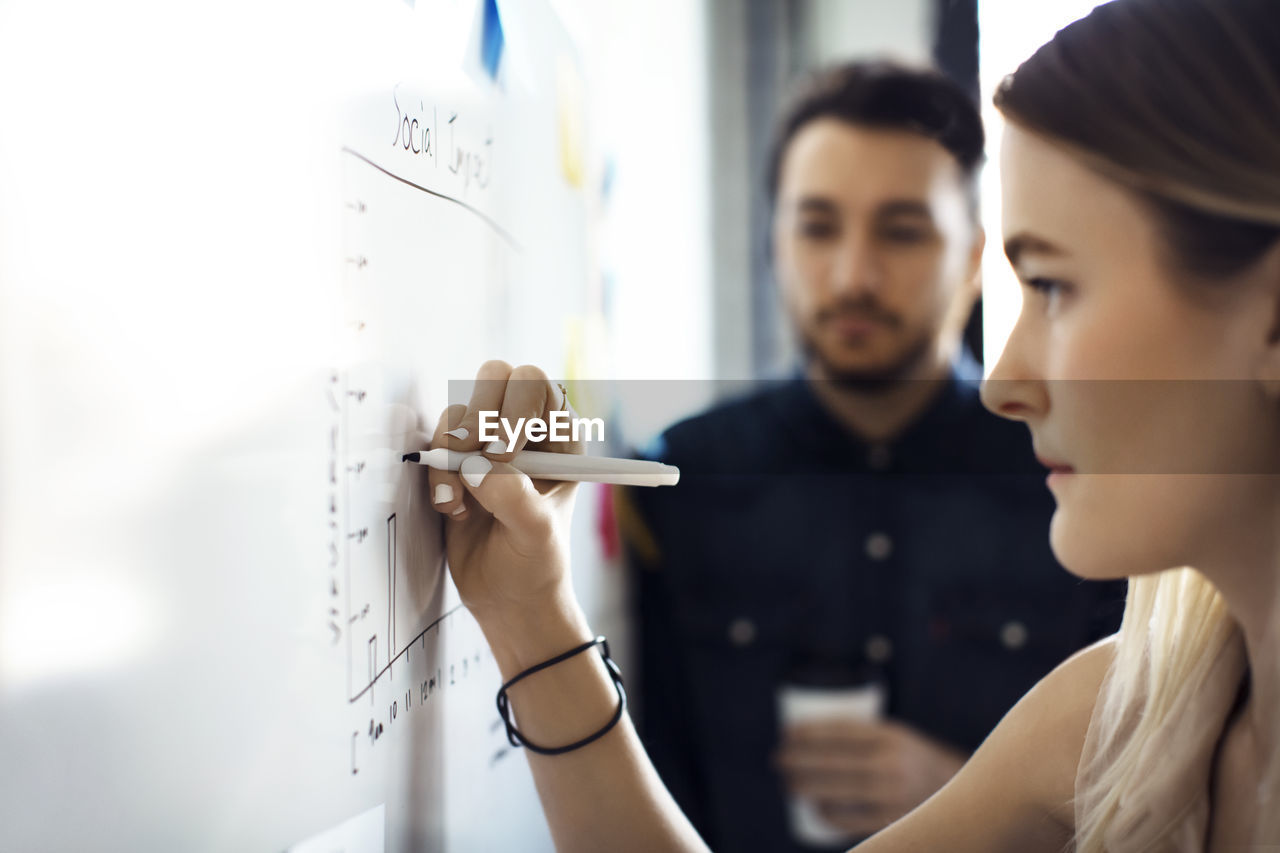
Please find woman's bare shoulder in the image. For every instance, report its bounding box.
[1002,635,1116,824]
[854,636,1116,853]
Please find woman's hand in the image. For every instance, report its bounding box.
[426,361,585,643]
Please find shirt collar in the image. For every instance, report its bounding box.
[780,350,985,467]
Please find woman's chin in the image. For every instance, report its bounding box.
[1048,514,1132,582]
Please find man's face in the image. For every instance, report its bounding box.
[772,119,982,385]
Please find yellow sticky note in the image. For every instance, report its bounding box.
[557,55,585,189]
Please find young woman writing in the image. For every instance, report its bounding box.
[424,0,1280,848]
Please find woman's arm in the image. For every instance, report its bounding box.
[477,589,709,853]
[426,362,708,853]
[852,638,1114,853]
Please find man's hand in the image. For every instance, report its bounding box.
[775,718,968,839]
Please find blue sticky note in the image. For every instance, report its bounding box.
[481,0,504,81]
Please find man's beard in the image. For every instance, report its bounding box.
[799,317,936,395]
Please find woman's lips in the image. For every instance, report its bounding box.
[1036,455,1075,487]
[1046,468,1074,487]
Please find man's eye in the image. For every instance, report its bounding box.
[798,221,836,239]
[880,227,929,243]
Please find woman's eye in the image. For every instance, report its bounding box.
[1026,277,1067,295]
[1024,277,1074,311]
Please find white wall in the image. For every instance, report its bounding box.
[551,0,716,384]
[797,0,931,67]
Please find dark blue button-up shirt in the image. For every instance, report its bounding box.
[628,357,1125,853]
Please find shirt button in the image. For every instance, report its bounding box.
[865,532,894,562]
[867,444,892,471]
[727,617,757,647]
[1000,620,1029,651]
[865,634,894,663]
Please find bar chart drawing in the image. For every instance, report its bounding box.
[340,429,450,704]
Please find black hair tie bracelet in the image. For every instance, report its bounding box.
[496,636,627,756]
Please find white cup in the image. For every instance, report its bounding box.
[777,681,887,847]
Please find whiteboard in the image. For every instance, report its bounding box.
[0,1,610,850]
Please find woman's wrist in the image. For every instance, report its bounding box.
[473,585,595,678]
[473,584,625,755]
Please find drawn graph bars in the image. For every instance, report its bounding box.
[349,510,396,705]
[346,513,461,704]
[387,513,395,680]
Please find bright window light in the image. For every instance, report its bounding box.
[979,1,1109,371]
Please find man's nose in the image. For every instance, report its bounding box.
[831,231,881,295]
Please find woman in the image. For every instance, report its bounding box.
[426,0,1280,848]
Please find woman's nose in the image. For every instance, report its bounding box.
[980,375,1043,422]
[980,314,1048,422]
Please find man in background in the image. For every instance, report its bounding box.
[625,62,1123,853]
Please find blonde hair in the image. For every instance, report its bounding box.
[1073,571,1261,850]
[994,0,1280,847]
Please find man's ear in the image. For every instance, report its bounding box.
[1258,284,1280,399]
[967,225,986,297]
[1253,242,1280,399]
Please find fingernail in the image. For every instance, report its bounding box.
[445,426,469,440]
[460,455,492,488]
[485,439,507,455]
[451,505,466,516]
[433,483,454,504]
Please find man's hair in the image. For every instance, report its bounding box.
[766,60,985,213]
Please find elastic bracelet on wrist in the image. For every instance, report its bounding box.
[495,636,627,756]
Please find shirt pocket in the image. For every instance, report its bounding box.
[910,581,1095,746]
[674,594,798,756]
[928,581,1092,666]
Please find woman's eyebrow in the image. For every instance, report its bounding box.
[1004,232,1068,266]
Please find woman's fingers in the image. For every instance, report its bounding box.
[428,403,469,519]
[479,368,584,499]
[456,456,555,549]
[439,363,585,513]
[449,359,513,452]
[484,364,557,462]
[541,394,587,457]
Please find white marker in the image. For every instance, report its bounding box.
[402,448,679,487]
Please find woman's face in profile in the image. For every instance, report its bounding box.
[981,124,1280,583]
